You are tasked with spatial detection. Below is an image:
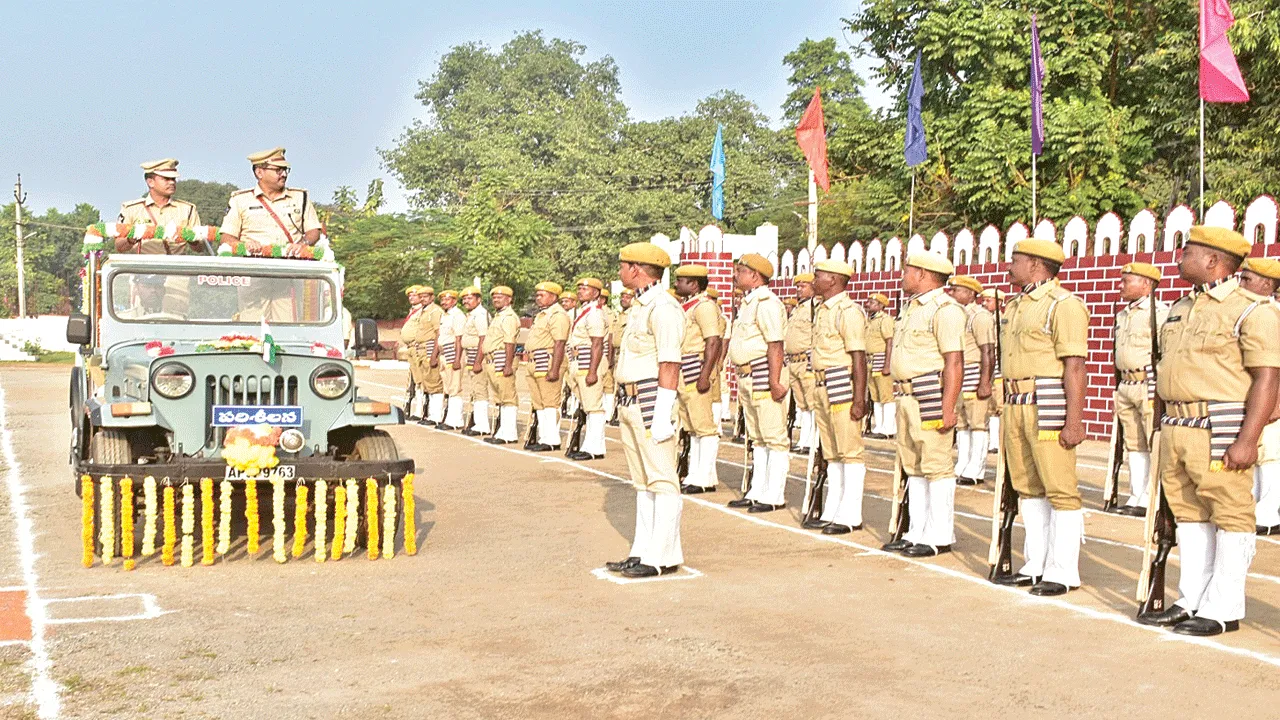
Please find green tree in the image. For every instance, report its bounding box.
[0,202,101,316]
[174,179,238,227]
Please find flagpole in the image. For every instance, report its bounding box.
[1199,98,1206,220]
[1032,153,1038,228]
[909,172,916,238]
[807,169,818,255]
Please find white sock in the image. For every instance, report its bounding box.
[427,394,444,422]
[1018,497,1052,578]
[1125,451,1151,507]
[496,405,519,442]
[818,462,844,524]
[963,431,989,481]
[683,432,701,484]
[762,448,790,506]
[538,408,561,447]
[924,477,956,547]
[696,435,720,489]
[1255,463,1280,527]
[872,402,883,434]
[627,491,654,558]
[471,400,491,432]
[444,397,464,427]
[1042,508,1084,588]
[1174,522,1216,612]
[1196,530,1257,623]
[711,402,722,424]
[603,393,616,421]
[642,492,684,569]
[884,402,898,436]
[745,446,769,502]
[580,412,606,456]
[835,462,865,528]
[988,417,1001,452]
[904,476,928,544]
[954,430,971,477]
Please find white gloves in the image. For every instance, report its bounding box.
[650,386,678,443]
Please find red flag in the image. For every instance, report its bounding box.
[795,88,830,191]
[1200,0,1249,102]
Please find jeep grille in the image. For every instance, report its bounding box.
[204,374,299,448]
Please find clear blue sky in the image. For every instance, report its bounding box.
[0,1,885,217]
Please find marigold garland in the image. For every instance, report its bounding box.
[120,477,135,571]
[217,480,233,555]
[141,476,157,556]
[80,475,94,568]
[365,478,379,560]
[272,476,286,563]
[343,479,359,555]
[180,484,195,568]
[99,476,115,566]
[402,474,417,556]
[331,484,347,560]
[161,484,176,566]
[382,484,397,560]
[292,483,309,559]
[200,478,215,566]
[246,479,260,555]
[314,480,327,563]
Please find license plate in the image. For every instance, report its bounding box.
[225,465,296,481]
[212,405,303,427]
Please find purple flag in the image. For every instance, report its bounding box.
[1030,14,1045,156]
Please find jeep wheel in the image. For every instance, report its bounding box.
[89,429,134,465]
[346,430,400,461]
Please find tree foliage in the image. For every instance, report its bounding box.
[0,202,100,315]
[174,179,239,227]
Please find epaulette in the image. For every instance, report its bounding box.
[230,188,253,197]
[121,198,144,208]
[286,187,309,195]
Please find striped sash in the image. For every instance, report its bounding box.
[870,352,886,373]
[531,348,551,376]
[681,353,703,386]
[961,363,982,398]
[911,373,945,430]
[422,339,436,356]
[574,345,594,373]
[464,347,478,366]
[618,379,661,428]
[822,366,854,406]
[749,356,770,398]
[1034,378,1067,440]
[441,342,458,364]
[1162,401,1246,472]
[490,351,507,372]
[1145,364,1155,401]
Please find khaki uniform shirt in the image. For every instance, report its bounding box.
[438,306,465,347]
[616,284,684,384]
[117,196,202,254]
[461,306,489,349]
[681,295,721,356]
[219,186,322,245]
[728,285,786,365]
[784,299,816,355]
[866,312,894,355]
[962,303,997,364]
[401,305,424,345]
[1000,279,1090,379]
[890,287,966,381]
[1157,278,1280,403]
[485,307,520,354]
[811,293,867,371]
[527,303,570,351]
[569,305,607,349]
[612,308,630,349]
[1115,295,1170,372]
[419,304,443,343]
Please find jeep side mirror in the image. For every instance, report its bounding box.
[353,318,379,352]
[66,312,92,346]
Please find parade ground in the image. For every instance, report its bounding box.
[0,363,1277,719]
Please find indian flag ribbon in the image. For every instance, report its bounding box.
[261,318,278,363]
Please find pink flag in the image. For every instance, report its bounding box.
[795,88,830,191]
[1200,0,1249,102]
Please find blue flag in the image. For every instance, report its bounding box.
[904,53,927,167]
[1031,15,1045,155]
[709,124,725,220]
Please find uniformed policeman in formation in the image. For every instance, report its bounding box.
[436,290,467,430]
[706,286,731,423]
[947,276,996,485]
[1242,259,1280,536]
[803,259,869,534]
[525,282,571,451]
[725,254,791,513]
[220,148,321,249]
[609,288,635,425]
[1137,227,1280,636]
[400,286,427,419]
[416,286,446,426]
[605,243,686,578]
[1111,262,1169,515]
[672,265,724,493]
[785,273,818,454]
[458,286,491,435]
[881,252,965,557]
[979,288,1006,454]
[993,239,1090,596]
[565,278,609,461]
[117,159,202,253]
[484,286,522,444]
[864,293,896,438]
[597,289,618,425]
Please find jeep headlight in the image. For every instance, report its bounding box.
[311,364,351,399]
[151,362,195,399]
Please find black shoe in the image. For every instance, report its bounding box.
[988,447,998,455]
[1172,617,1239,636]
[681,485,710,494]
[484,437,512,445]
[991,573,1037,587]
[608,418,619,427]
[566,451,603,461]
[1118,505,1147,517]
[902,543,952,557]
[1029,581,1072,596]
[822,524,861,535]
[1136,605,1192,627]
[730,435,745,444]
[525,443,553,452]
[605,556,640,572]
[417,419,432,426]
[442,424,464,431]
[790,445,808,454]
[867,433,886,440]
[461,428,484,436]
[621,564,679,578]
[748,503,784,513]
[881,538,913,553]
[956,476,978,486]
[1257,524,1280,536]
[727,498,755,509]
[801,518,829,530]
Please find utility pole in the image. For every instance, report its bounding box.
[13,175,27,319]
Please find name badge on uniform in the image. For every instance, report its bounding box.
[1165,315,1182,323]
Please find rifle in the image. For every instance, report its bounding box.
[801,443,828,525]
[884,452,909,546]
[404,373,418,419]
[564,407,587,457]
[523,407,540,450]
[1101,417,1124,512]
[986,294,1020,580]
[1137,290,1174,614]
[732,405,746,444]
[785,392,797,445]
[740,436,754,495]
[676,429,692,481]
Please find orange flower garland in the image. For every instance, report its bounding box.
[331,483,347,560]
[292,483,309,559]
[120,477,135,571]
[200,478,215,566]
[161,484,176,566]
[365,479,379,560]
[381,484,396,560]
[99,476,114,565]
[271,476,286,563]
[246,479,260,555]
[314,480,327,563]
[141,475,157,556]
[180,484,195,568]
[217,480,232,555]
[402,474,417,556]
[80,475,94,568]
[343,479,359,555]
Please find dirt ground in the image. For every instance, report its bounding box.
[0,363,1276,719]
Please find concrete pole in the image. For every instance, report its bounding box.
[13,175,26,318]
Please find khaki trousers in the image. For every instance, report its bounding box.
[868,371,893,403]
[420,347,443,394]
[440,360,462,397]
[815,386,864,463]
[1003,403,1081,511]
[739,371,789,451]
[619,402,679,495]
[895,394,954,480]
[567,365,605,413]
[787,359,816,412]
[1115,382,1152,453]
[485,359,517,406]
[678,382,718,437]
[523,364,563,411]
[464,362,488,402]
[1161,424,1255,533]
[956,392,992,430]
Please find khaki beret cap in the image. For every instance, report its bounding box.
[905,251,955,276]
[619,288,635,297]
[601,288,611,298]
[1012,238,1066,264]
[460,286,481,297]
[490,285,513,297]
[420,286,435,294]
[534,282,563,296]
[949,275,983,294]
[247,147,289,168]
[1121,262,1162,282]
[141,158,179,178]
[618,242,671,268]
[736,253,774,279]
[559,291,576,300]
[403,285,421,295]
[1187,225,1251,258]
[576,277,604,291]
[439,290,459,299]
[979,288,1007,300]
[783,297,798,306]
[667,288,679,299]
[813,260,854,277]
[705,287,719,299]
[870,293,890,306]
[1242,257,1280,280]
[675,265,709,278]
[794,272,815,283]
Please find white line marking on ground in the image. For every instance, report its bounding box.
[590,566,704,585]
[0,383,60,718]
[44,593,170,625]
[0,640,31,648]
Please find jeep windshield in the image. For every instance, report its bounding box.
[109,271,336,326]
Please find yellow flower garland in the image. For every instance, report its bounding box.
[180,483,195,568]
[365,478,379,560]
[272,476,286,563]
[80,475,94,568]
[343,479,359,555]
[331,484,347,560]
[162,484,176,566]
[402,474,417,556]
[246,479,260,555]
[381,484,396,560]
[292,483,309,559]
[201,478,215,566]
[217,480,232,555]
[99,476,115,566]
[141,475,157,556]
[314,480,327,563]
[120,477,135,571]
